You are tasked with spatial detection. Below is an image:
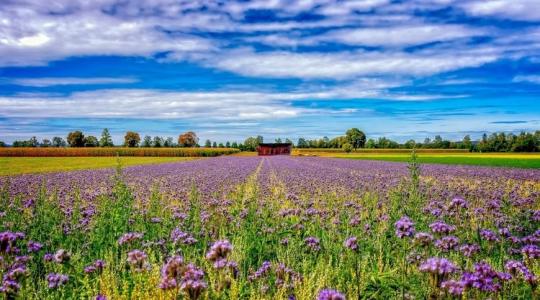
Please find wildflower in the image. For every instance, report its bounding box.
[127,250,150,272]
[448,197,468,210]
[95,295,107,300]
[413,232,433,246]
[53,249,71,264]
[304,237,320,252]
[419,258,458,275]
[429,220,456,235]
[27,241,43,253]
[461,261,508,292]
[180,264,207,299]
[394,216,415,238]
[317,289,345,300]
[118,232,143,246]
[459,244,480,257]
[170,228,197,245]
[84,260,106,274]
[205,240,232,262]
[521,245,540,259]
[344,236,358,251]
[435,236,459,252]
[479,229,500,242]
[0,231,25,254]
[0,280,21,295]
[441,280,465,296]
[43,253,54,262]
[46,273,69,289]
[249,261,272,281]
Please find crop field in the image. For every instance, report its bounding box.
[293,149,540,169]
[0,147,240,157]
[0,156,538,299]
[0,157,196,176]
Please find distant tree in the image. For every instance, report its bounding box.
[346,128,366,149]
[142,135,152,147]
[244,136,262,151]
[67,131,85,147]
[212,141,217,148]
[297,138,308,148]
[99,128,114,147]
[342,143,353,153]
[84,136,99,147]
[52,137,67,147]
[124,131,141,147]
[205,139,212,147]
[178,131,198,147]
[217,143,223,147]
[462,135,472,150]
[153,136,163,148]
[231,141,238,148]
[365,138,376,149]
[275,138,282,143]
[0,141,5,147]
[225,141,231,148]
[41,139,52,147]
[29,136,39,147]
[164,137,174,147]
[404,139,416,149]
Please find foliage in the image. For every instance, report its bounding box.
[99,128,114,147]
[342,142,353,153]
[67,131,85,147]
[345,128,366,149]
[124,131,141,147]
[178,131,199,147]
[243,136,263,151]
[84,136,99,147]
[52,137,67,147]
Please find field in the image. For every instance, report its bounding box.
[293,149,540,169]
[0,155,538,299]
[0,147,240,157]
[0,157,196,176]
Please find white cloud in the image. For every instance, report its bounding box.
[9,77,138,87]
[318,24,486,47]
[461,0,540,21]
[206,49,498,79]
[513,75,540,84]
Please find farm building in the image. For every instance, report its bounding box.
[256,143,292,156]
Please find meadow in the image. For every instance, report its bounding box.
[293,149,540,169]
[0,157,195,176]
[0,155,538,299]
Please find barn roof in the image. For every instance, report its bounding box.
[258,143,292,147]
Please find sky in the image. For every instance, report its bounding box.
[1,0,540,144]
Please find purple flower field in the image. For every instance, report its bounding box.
[0,156,539,299]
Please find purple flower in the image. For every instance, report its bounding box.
[46,273,68,289]
[317,289,345,300]
[84,260,106,274]
[0,280,21,294]
[419,257,458,275]
[43,253,54,262]
[429,220,456,235]
[435,236,459,252]
[127,250,150,272]
[441,280,465,296]
[304,237,321,252]
[521,245,540,259]
[413,232,433,246]
[95,295,107,300]
[170,228,197,245]
[394,216,415,238]
[27,241,43,253]
[459,244,480,257]
[53,249,70,263]
[448,197,469,210]
[249,261,272,281]
[118,232,143,246]
[479,229,500,242]
[344,236,358,251]
[205,240,232,262]
[461,261,507,293]
[0,231,25,254]
[180,264,207,299]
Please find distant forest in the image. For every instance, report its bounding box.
[1,128,539,152]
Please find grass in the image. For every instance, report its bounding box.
[304,152,540,168]
[0,156,196,176]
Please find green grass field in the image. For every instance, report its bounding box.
[0,156,195,176]
[307,152,540,169]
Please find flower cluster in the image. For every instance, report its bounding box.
[395,216,415,238]
[127,250,150,272]
[317,289,345,300]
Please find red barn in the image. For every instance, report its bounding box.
[256,143,292,156]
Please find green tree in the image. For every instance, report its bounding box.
[67,131,85,147]
[0,141,5,147]
[244,136,262,151]
[462,135,472,150]
[212,141,217,148]
[164,137,174,147]
[205,139,212,147]
[99,128,114,147]
[225,141,231,148]
[41,139,52,147]
[124,131,141,147]
[342,142,353,153]
[297,138,308,148]
[142,135,152,147]
[153,136,163,148]
[345,128,366,149]
[52,137,67,147]
[231,142,238,148]
[84,136,99,147]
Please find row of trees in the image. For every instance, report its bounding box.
[3,129,540,152]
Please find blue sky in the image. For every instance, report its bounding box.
[1,0,539,144]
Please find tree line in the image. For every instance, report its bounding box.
[2,128,539,152]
